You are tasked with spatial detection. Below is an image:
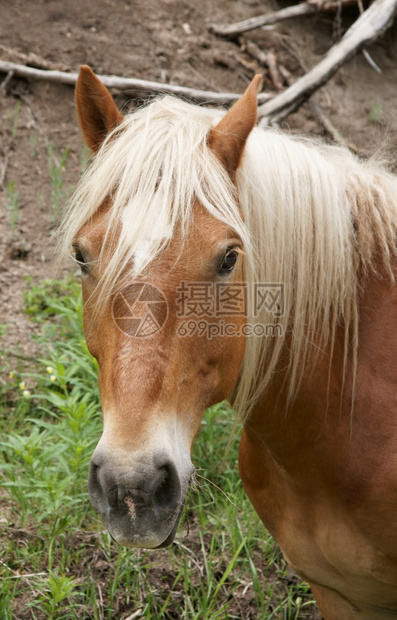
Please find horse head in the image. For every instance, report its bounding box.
[71,67,261,548]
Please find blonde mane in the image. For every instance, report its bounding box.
[59,96,397,419]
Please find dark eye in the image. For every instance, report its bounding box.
[218,249,238,274]
[72,246,88,275]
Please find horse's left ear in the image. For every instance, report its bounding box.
[75,65,124,152]
[208,75,262,179]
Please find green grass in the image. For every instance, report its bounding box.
[368,100,384,125]
[47,143,71,222]
[4,180,21,235]
[0,278,316,619]
[5,100,21,141]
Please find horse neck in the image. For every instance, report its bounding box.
[243,262,397,484]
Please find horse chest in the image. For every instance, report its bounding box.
[239,421,397,616]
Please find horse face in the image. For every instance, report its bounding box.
[74,207,246,547]
[73,66,260,547]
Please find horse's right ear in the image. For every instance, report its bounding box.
[75,65,124,152]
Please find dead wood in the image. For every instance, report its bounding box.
[0,44,68,71]
[0,60,272,105]
[243,40,269,67]
[212,51,240,71]
[0,152,9,189]
[257,0,397,125]
[209,0,358,38]
[266,51,284,91]
[0,70,14,96]
[307,99,365,153]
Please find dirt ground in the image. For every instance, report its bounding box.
[0,0,397,617]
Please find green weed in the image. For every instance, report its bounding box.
[47,143,71,222]
[4,101,21,141]
[27,571,81,619]
[4,180,21,235]
[368,100,384,124]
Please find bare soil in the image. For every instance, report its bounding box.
[1,0,397,617]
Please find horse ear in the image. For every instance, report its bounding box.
[208,75,262,178]
[75,65,124,152]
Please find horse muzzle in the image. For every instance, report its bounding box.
[88,449,193,548]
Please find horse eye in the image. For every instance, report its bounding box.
[72,246,88,275]
[219,249,238,274]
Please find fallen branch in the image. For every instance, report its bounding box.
[266,51,284,91]
[0,70,14,95]
[209,0,357,37]
[307,99,365,153]
[0,152,9,189]
[0,60,271,105]
[258,0,397,125]
[244,40,269,66]
[243,41,286,90]
[308,100,344,144]
[0,44,68,71]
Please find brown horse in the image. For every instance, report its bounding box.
[61,65,397,619]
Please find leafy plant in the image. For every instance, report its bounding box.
[27,571,81,619]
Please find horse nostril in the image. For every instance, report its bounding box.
[88,461,103,505]
[106,484,119,508]
[88,458,119,509]
[153,459,181,511]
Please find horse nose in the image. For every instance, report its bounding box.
[88,451,182,514]
[152,454,181,511]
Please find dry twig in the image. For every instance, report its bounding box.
[243,40,269,67]
[307,99,365,153]
[0,70,14,95]
[0,44,68,71]
[266,50,284,91]
[0,60,271,105]
[258,0,397,125]
[0,153,9,189]
[243,40,284,91]
[209,0,358,37]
